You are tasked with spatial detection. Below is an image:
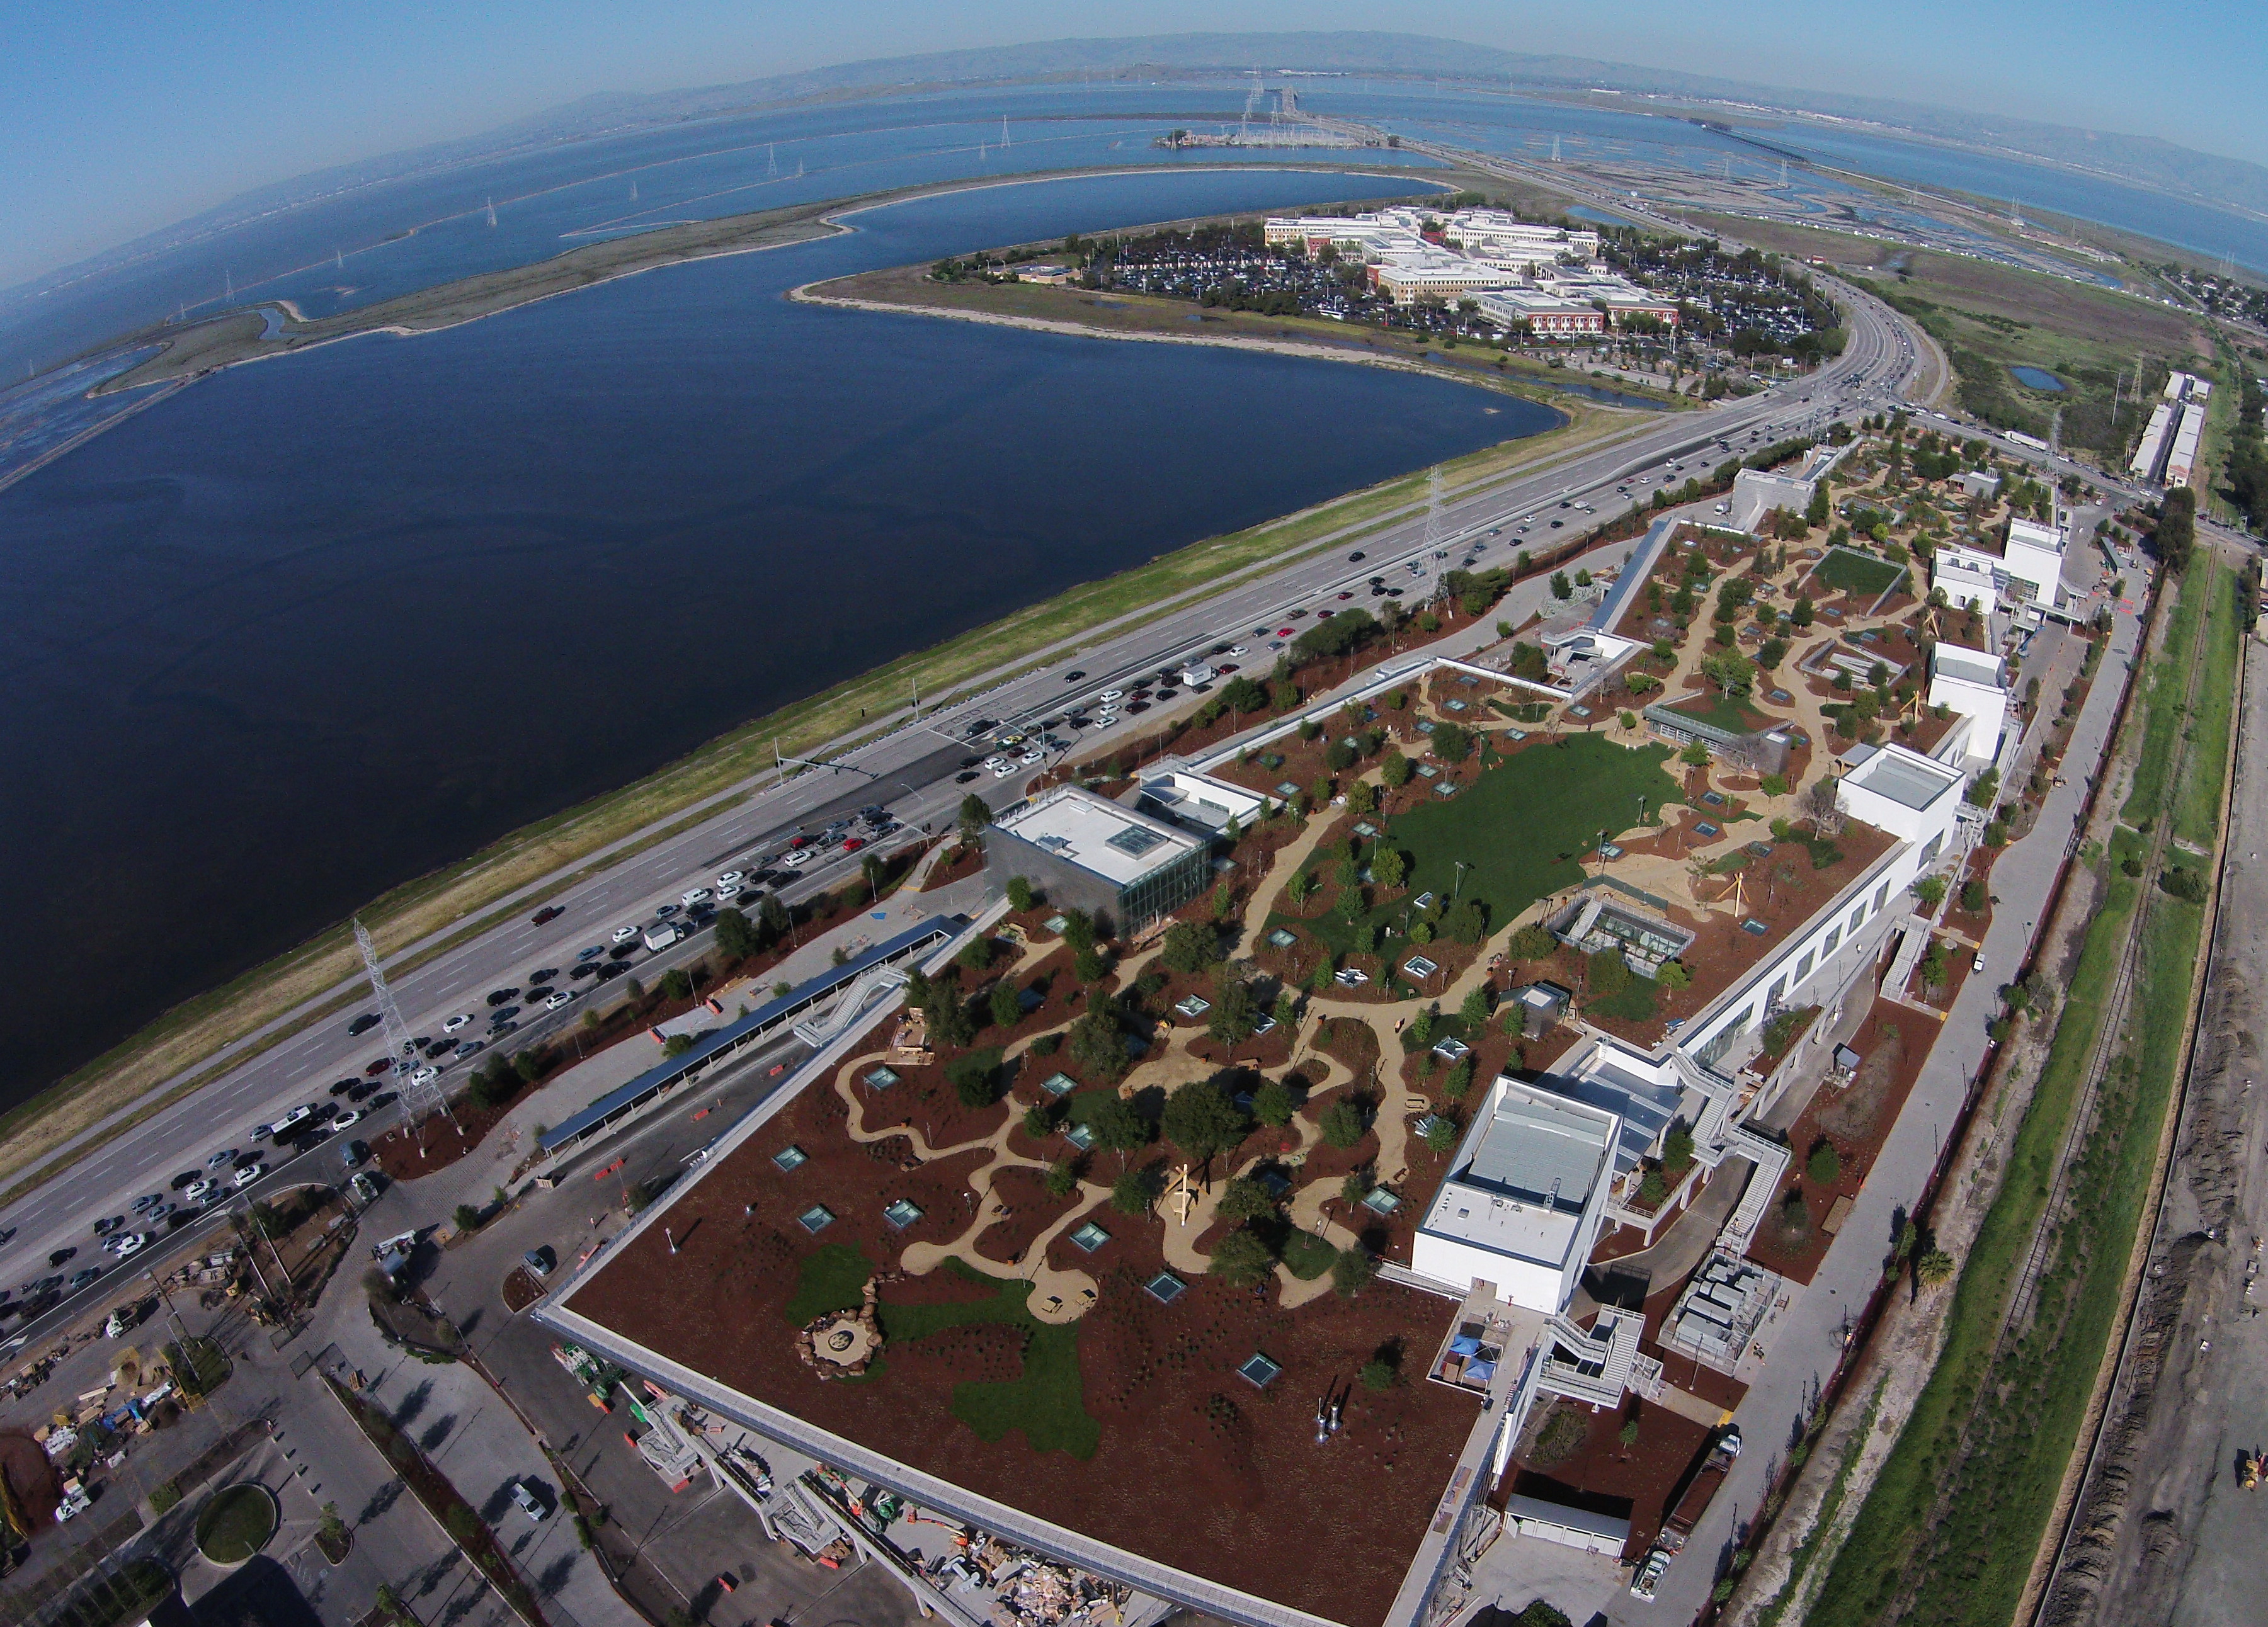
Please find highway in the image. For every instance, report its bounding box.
[0,197,1922,1344]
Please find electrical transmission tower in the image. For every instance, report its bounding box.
[356,919,454,1140]
[1425,465,1444,551]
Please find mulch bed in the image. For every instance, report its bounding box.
[567,1065,1481,1627]
[502,1267,546,1313]
[1498,1394,1718,1560]
[1746,998,1930,1285]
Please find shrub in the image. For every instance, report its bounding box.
[1161,1079,1248,1160]
[947,1051,1001,1108]
[453,1203,481,1235]
[1423,1116,1458,1154]
[1507,923,1556,961]
[1807,1138,1842,1186]
[989,980,1023,1029]
[1006,876,1035,912]
[1044,1158,1080,1199]
[1360,1358,1396,1391]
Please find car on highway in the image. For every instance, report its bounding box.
[111,1233,149,1257]
[185,1178,219,1203]
[454,1038,486,1059]
[1063,669,1085,682]
[365,1057,390,1076]
[92,1215,124,1235]
[782,848,813,866]
[540,990,574,1012]
[527,967,559,985]
[680,887,714,908]
[443,1013,472,1033]
[234,1164,265,1188]
[348,1013,381,1036]
[69,1267,103,1291]
[489,1004,522,1024]
[206,1148,238,1168]
[610,926,639,944]
[276,1103,316,1132]
[1347,551,1365,562]
[530,905,565,926]
[48,1247,77,1267]
[486,987,519,1006]
[333,1109,363,1130]
[576,945,606,962]
[717,870,745,888]
[328,1077,360,1096]
[410,1065,440,1085]
[990,760,1016,776]
[654,903,680,919]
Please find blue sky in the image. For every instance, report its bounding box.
[4,0,2259,288]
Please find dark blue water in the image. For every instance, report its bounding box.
[2009,365,2065,392]
[0,167,1546,1098]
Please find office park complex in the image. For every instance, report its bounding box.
[534,416,2148,1627]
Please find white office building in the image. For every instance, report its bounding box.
[1413,1077,1619,1313]
[1933,514,2069,619]
[1927,643,2011,768]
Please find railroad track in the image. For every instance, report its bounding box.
[2001,574,2208,1334]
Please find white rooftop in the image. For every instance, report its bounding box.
[992,786,1204,886]
[1419,1079,1616,1270]
[1843,741,1961,812]
[1932,642,2005,688]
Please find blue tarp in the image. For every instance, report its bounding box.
[539,915,964,1154]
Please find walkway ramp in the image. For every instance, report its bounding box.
[1718,1126,1791,1254]
[791,965,909,1047]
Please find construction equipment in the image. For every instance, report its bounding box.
[2241,1451,2262,1491]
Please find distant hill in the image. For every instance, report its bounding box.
[17,30,2266,301]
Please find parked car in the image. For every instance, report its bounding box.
[509,1480,550,1522]
[523,1246,557,1278]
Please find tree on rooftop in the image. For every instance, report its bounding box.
[1110,1164,1161,1216]
[1331,1247,1376,1298]
[1911,875,1949,911]
[1086,1089,1150,1164]
[1459,985,1493,1026]
[988,980,1023,1030]
[1702,649,1757,698]
[1381,751,1415,788]
[1044,1157,1081,1199]
[1319,1098,1367,1150]
[1791,595,1815,628]
[1207,975,1258,1046]
[1216,1176,1277,1224]
[1066,1005,1127,1082]
[1206,1228,1276,1286]
[1252,1077,1296,1128]
[1423,1116,1459,1154]
[1161,1079,1249,1165]
[1160,921,1220,975]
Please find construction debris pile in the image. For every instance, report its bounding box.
[977,1551,1124,1627]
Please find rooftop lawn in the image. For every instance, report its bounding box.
[1811,547,1906,598]
[784,1242,1100,1457]
[1661,688,1771,737]
[1280,734,1687,958]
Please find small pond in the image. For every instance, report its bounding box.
[2009,365,2065,392]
